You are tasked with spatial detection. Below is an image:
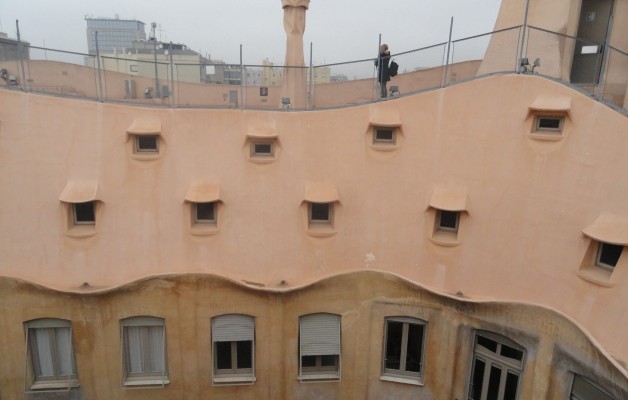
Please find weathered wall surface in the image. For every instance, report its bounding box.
[0,74,627,367]
[0,272,626,400]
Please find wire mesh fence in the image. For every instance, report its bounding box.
[448,27,521,84]
[1,25,625,113]
[524,26,626,111]
[598,46,627,110]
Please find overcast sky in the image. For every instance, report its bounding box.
[0,0,503,65]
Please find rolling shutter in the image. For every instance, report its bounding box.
[299,313,341,356]
[571,375,614,400]
[212,315,254,342]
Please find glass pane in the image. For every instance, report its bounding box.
[439,210,459,230]
[216,341,232,370]
[302,355,316,367]
[477,335,498,353]
[504,372,519,399]
[32,329,54,377]
[126,326,144,373]
[405,323,424,373]
[500,344,523,361]
[538,117,561,129]
[54,327,74,376]
[136,135,158,151]
[487,365,502,400]
[320,355,337,367]
[74,202,95,223]
[598,243,622,267]
[310,203,330,221]
[196,202,215,222]
[253,143,273,155]
[148,326,165,373]
[470,357,485,400]
[385,321,403,370]
[375,129,394,141]
[236,341,252,369]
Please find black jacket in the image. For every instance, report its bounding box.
[375,51,391,83]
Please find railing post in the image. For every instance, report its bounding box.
[442,17,454,87]
[239,44,244,110]
[169,42,175,106]
[308,42,313,109]
[517,0,531,73]
[95,31,104,102]
[376,34,382,100]
[15,20,27,91]
[596,12,614,101]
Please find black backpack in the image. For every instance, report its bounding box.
[389,60,399,77]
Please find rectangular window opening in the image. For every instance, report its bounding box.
[382,318,426,381]
[212,315,255,381]
[73,201,95,225]
[374,128,396,144]
[299,313,341,379]
[596,242,623,270]
[121,319,167,384]
[437,210,459,232]
[534,115,564,134]
[27,325,77,384]
[194,202,216,224]
[251,142,274,157]
[309,202,331,223]
[134,135,159,153]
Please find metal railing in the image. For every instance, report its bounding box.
[0,26,625,113]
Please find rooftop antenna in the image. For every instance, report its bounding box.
[150,22,160,98]
[158,24,165,42]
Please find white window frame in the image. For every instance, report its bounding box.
[533,114,564,134]
[24,318,78,391]
[595,241,623,271]
[299,313,341,381]
[193,202,217,225]
[436,209,460,233]
[250,141,275,158]
[468,331,525,400]
[381,317,427,385]
[134,134,160,153]
[373,127,396,145]
[211,314,256,384]
[72,201,96,225]
[309,202,332,225]
[120,316,168,387]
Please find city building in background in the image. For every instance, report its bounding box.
[0,32,29,61]
[85,16,146,54]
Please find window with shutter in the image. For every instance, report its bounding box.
[298,313,341,381]
[212,314,256,384]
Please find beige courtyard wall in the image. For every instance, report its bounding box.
[0,74,627,367]
[0,272,626,400]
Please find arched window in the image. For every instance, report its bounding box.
[468,331,525,400]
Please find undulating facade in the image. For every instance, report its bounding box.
[0,1,627,399]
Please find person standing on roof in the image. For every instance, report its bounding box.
[375,44,391,98]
